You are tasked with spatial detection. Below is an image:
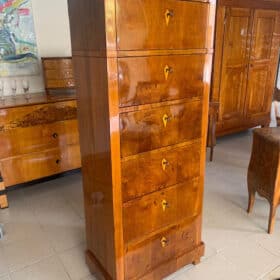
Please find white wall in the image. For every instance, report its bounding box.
[3,0,72,96]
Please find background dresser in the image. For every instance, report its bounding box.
[211,0,280,136]
[0,93,81,209]
[68,0,216,279]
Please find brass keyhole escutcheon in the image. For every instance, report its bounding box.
[162,200,169,211]
[161,237,168,248]
[165,9,174,26]
[164,65,173,80]
[162,114,170,128]
[162,159,169,171]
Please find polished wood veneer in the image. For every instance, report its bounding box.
[118,55,205,107]
[68,0,216,279]
[0,93,81,208]
[212,0,280,136]
[122,141,201,202]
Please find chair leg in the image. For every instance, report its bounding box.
[210,146,214,162]
[247,180,255,214]
[268,203,277,234]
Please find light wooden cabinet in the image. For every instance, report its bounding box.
[212,0,280,136]
[68,0,216,279]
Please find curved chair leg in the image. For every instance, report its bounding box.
[247,178,255,214]
[268,203,277,234]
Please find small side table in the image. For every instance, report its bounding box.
[247,128,280,234]
[207,102,219,162]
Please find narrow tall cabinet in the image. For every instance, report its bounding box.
[68,1,216,279]
[212,0,280,136]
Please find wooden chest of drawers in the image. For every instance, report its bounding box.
[68,0,216,279]
[0,93,81,208]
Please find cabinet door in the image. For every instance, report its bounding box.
[246,10,280,118]
[219,8,253,122]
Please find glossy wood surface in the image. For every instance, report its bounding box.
[118,55,205,107]
[125,217,200,280]
[116,0,209,51]
[68,0,216,278]
[1,144,81,187]
[0,93,81,192]
[121,141,201,202]
[211,1,280,136]
[120,100,202,157]
[123,178,202,243]
[0,174,8,209]
[0,120,79,159]
[247,128,280,234]
[42,57,75,90]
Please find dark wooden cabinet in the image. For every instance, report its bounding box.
[68,0,216,279]
[212,0,280,136]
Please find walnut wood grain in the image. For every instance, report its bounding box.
[211,1,280,136]
[121,141,201,202]
[247,128,280,234]
[125,217,200,280]
[1,144,81,187]
[123,178,202,243]
[120,100,203,157]
[68,0,216,278]
[116,0,209,50]
[118,55,205,107]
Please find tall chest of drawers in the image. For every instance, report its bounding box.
[68,1,216,279]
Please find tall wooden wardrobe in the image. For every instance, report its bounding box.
[68,1,216,279]
[212,0,280,136]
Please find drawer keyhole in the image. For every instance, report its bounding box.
[165,9,174,26]
[162,199,169,211]
[161,237,168,248]
[56,159,61,165]
[52,133,58,139]
[162,159,169,171]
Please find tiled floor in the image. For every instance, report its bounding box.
[1,131,280,279]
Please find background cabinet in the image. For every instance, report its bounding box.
[212,0,280,136]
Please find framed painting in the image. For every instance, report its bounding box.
[0,0,39,76]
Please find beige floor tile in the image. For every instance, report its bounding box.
[10,256,70,280]
[0,222,45,246]
[221,237,280,278]
[59,243,90,280]
[81,275,97,280]
[0,247,9,277]
[168,254,253,280]
[2,235,54,272]
[0,275,11,280]
[41,219,86,253]
[262,265,280,280]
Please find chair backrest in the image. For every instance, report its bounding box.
[41,57,75,92]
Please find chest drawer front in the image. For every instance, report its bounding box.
[118,55,205,107]
[125,217,200,280]
[0,120,80,159]
[123,178,202,243]
[1,144,81,187]
[116,0,209,50]
[122,141,201,202]
[120,100,202,157]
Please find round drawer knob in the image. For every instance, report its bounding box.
[56,159,61,165]
[52,133,58,139]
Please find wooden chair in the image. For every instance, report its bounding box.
[247,127,280,234]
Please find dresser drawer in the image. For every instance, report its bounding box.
[116,0,209,50]
[1,144,81,187]
[125,217,201,279]
[118,55,205,107]
[122,141,201,202]
[120,100,202,157]
[0,120,80,158]
[123,178,201,243]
